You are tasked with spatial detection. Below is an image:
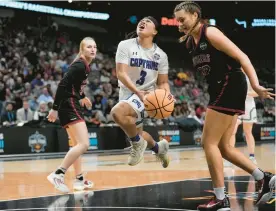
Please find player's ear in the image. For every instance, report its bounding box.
[153,30,158,36]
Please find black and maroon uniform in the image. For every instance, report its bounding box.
[186,24,247,115]
[53,58,90,127]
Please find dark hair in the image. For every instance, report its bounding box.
[144,16,159,31]
[174,1,202,42]
[125,16,159,40]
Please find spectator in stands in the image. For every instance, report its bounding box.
[28,95,39,111]
[14,77,25,95]
[92,93,107,123]
[195,103,206,120]
[172,102,185,119]
[16,100,33,123]
[182,101,192,117]
[37,87,54,103]
[92,94,104,112]
[31,73,43,89]
[1,103,16,126]
[33,101,48,122]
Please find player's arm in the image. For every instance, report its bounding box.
[205,27,260,90]
[157,53,170,92]
[71,61,87,99]
[115,42,139,94]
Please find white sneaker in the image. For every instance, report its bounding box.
[249,156,257,165]
[155,139,170,168]
[128,139,147,166]
[73,179,94,191]
[47,172,69,193]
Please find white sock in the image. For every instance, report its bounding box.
[214,187,226,200]
[252,168,264,180]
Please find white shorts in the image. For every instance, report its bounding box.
[119,90,148,128]
[239,101,257,123]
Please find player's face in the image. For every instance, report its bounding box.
[174,10,198,34]
[82,40,97,60]
[136,18,157,38]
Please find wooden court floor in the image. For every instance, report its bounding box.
[0,142,274,203]
[0,143,275,211]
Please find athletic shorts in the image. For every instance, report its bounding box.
[119,88,148,128]
[58,98,85,128]
[207,71,247,116]
[238,100,257,123]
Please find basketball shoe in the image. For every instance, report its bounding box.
[155,139,170,168]
[73,173,94,191]
[128,138,147,166]
[256,172,275,205]
[197,194,230,211]
[47,172,69,193]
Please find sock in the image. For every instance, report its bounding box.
[151,143,159,154]
[55,167,66,175]
[129,134,140,142]
[76,174,84,181]
[249,154,255,157]
[214,187,226,200]
[252,168,264,180]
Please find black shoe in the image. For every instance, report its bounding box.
[256,172,275,205]
[197,195,230,211]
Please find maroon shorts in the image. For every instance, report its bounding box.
[58,97,85,128]
[207,71,247,116]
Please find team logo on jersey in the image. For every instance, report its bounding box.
[153,53,160,61]
[28,131,47,153]
[200,42,207,50]
[197,65,211,76]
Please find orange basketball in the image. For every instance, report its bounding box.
[144,89,175,119]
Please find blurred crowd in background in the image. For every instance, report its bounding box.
[0,15,274,128]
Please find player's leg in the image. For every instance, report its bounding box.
[67,128,94,191]
[67,128,82,177]
[219,115,274,205]
[111,98,147,166]
[243,122,257,163]
[224,118,241,167]
[229,118,241,148]
[47,121,89,193]
[197,109,233,211]
[138,127,170,168]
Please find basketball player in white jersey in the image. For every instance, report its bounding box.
[230,74,258,164]
[111,16,170,167]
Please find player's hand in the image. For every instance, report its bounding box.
[47,109,58,122]
[136,91,149,102]
[253,85,275,100]
[80,97,92,110]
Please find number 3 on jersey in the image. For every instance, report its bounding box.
[136,70,147,85]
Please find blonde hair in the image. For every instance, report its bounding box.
[71,37,95,64]
[174,1,202,43]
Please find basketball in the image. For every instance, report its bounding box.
[144,89,175,119]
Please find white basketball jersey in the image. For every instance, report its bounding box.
[115,38,168,93]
